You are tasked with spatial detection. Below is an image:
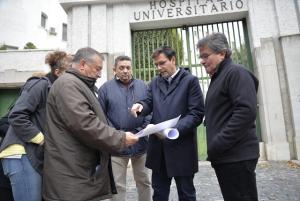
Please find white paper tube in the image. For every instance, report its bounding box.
[161,128,179,139]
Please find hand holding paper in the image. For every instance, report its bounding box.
[136,115,181,140]
[125,132,139,146]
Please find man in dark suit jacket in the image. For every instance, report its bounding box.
[131,46,204,201]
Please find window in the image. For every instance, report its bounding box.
[41,12,47,28]
[62,23,67,41]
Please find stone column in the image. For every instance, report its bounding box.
[280,34,300,159]
[254,38,290,160]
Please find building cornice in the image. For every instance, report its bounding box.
[60,0,148,11]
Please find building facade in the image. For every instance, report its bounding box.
[0,0,68,50]
[0,0,68,116]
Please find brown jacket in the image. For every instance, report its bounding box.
[43,68,126,201]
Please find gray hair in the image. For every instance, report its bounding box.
[197,33,232,58]
[73,47,104,63]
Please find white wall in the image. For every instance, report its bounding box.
[253,38,290,160]
[247,0,300,160]
[0,49,53,87]
[0,0,67,49]
[280,35,300,159]
[0,50,52,72]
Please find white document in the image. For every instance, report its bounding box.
[136,115,181,139]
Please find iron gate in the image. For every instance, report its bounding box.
[132,19,260,160]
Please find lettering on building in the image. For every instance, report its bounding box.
[133,0,246,21]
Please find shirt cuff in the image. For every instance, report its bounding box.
[30,132,44,144]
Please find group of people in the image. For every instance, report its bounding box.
[0,32,260,201]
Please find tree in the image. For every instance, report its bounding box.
[231,43,251,70]
[24,42,37,49]
[0,44,7,50]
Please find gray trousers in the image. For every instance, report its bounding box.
[111,154,151,201]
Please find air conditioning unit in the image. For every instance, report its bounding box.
[49,27,57,35]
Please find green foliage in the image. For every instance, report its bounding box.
[231,44,250,69]
[0,44,7,50]
[197,125,207,160]
[24,42,37,49]
[132,28,184,82]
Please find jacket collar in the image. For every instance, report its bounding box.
[211,58,233,80]
[66,68,96,90]
[157,68,188,96]
[114,76,135,88]
[45,72,57,84]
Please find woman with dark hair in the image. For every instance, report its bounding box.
[0,51,72,201]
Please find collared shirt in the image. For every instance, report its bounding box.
[166,68,180,84]
[171,68,180,79]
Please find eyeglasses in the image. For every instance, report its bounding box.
[199,53,214,60]
[154,60,168,67]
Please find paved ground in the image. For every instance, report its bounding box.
[125,161,300,201]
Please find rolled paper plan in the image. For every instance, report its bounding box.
[136,115,181,140]
[159,128,179,139]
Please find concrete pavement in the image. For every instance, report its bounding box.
[125,161,300,201]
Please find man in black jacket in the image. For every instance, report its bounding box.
[197,33,259,201]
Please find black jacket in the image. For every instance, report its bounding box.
[139,68,204,177]
[205,58,259,164]
[0,75,52,174]
[0,116,9,141]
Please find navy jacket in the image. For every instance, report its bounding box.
[98,78,150,157]
[0,75,52,174]
[139,68,204,177]
[205,58,259,164]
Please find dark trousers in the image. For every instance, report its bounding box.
[152,158,196,201]
[0,161,14,201]
[212,159,258,201]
